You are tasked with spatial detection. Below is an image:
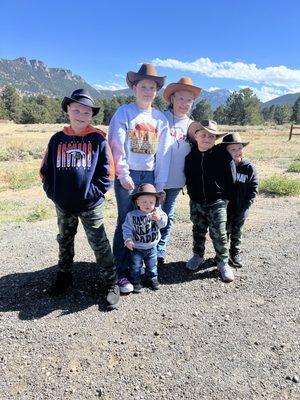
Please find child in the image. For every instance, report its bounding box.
[40,89,120,310]
[222,133,258,268]
[108,64,172,294]
[122,183,167,293]
[185,120,236,282]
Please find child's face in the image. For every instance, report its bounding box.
[133,79,157,108]
[67,102,93,131]
[226,143,244,163]
[171,90,194,118]
[136,194,156,213]
[194,130,217,151]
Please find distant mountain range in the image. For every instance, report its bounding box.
[1,57,299,109]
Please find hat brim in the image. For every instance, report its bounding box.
[61,97,100,117]
[126,72,166,90]
[163,83,202,102]
[221,140,249,147]
[131,190,166,203]
[187,121,227,144]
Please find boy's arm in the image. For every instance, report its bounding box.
[122,213,134,243]
[244,164,259,209]
[108,108,132,186]
[40,139,54,197]
[154,118,172,191]
[223,152,236,201]
[156,208,168,229]
[92,137,115,196]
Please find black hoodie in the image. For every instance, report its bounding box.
[229,158,258,212]
[185,144,236,205]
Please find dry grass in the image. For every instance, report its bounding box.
[0,123,299,224]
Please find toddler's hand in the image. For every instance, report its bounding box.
[125,239,134,251]
[150,209,161,221]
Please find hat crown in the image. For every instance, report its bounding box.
[222,132,245,143]
[137,63,159,77]
[70,89,94,103]
[177,76,194,86]
[201,119,218,132]
[137,183,157,194]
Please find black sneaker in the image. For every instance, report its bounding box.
[157,257,165,266]
[229,253,243,268]
[149,278,160,291]
[106,284,120,310]
[133,284,143,293]
[48,271,73,296]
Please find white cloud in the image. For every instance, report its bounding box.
[114,73,125,78]
[151,57,300,90]
[238,85,287,102]
[207,87,220,92]
[94,82,127,91]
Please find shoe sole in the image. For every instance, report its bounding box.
[229,260,243,268]
[119,286,133,294]
[186,260,205,271]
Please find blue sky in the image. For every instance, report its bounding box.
[1,0,300,101]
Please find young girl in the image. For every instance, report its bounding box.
[108,64,172,293]
[157,77,202,265]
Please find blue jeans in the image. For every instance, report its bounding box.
[130,247,158,284]
[113,170,154,279]
[157,188,181,259]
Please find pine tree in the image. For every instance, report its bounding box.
[191,100,213,121]
[292,97,300,124]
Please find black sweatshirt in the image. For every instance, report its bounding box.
[40,126,115,213]
[229,158,258,212]
[184,144,236,205]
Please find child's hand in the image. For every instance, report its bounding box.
[121,178,135,190]
[150,209,161,221]
[125,239,134,250]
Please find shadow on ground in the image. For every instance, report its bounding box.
[158,258,219,285]
[0,262,109,320]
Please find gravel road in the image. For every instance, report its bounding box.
[0,196,299,400]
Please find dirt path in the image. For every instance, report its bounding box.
[0,196,299,400]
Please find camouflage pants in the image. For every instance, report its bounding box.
[227,209,248,256]
[56,203,117,286]
[190,199,228,264]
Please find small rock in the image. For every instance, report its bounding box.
[96,388,104,396]
[292,375,299,383]
[154,331,160,336]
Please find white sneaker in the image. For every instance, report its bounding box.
[117,278,134,294]
[217,263,235,282]
[186,254,204,271]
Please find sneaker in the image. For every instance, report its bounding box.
[48,271,73,296]
[186,254,204,271]
[217,263,235,282]
[149,277,160,290]
[133,283,143,293]
[157,257,165,266]
[117,278,134,294]
[229,253,243,268]
[106,284,120,310]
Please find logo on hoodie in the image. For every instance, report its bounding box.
[128,123,159,154]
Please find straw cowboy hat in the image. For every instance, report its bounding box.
[163,77,202,102]
[61,89,100,116]
[131,183,165,204]
[222,132,249,147]
[187,120,227,144]
[126,64,166,90]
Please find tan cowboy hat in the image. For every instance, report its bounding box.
[131,183,165,204]
[163,77,202,102]
[221,132,249,147]
[187,120,227,144]
[126,63,166,90]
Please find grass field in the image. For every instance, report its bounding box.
[0,123,299,224]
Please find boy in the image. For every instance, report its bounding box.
[222,133,258,268]
[108,64,172,294]
[185,120,236,282]
[122,184,167,293]
[40,89,120,310]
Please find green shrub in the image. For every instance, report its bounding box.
[287,158,300,173]
[260,175,300,196]
[5,169,39,190]
[26,204,50,222]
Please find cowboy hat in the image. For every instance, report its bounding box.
[187,120,227,144]
[221,132,249,147]
[163,77,202,102]
[131,183,165,204]
[126,64,166,90]
[61,89,100,116]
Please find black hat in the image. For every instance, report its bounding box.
[61,89,100,116]
[222,132,249,147]
[131,183,165,204]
